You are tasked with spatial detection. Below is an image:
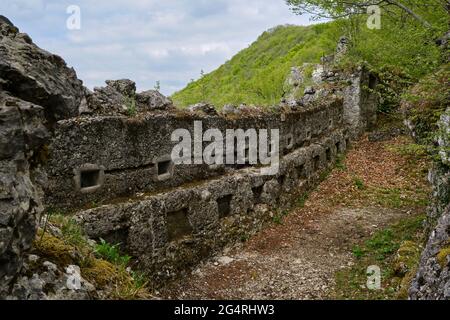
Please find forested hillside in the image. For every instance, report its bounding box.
[172,22,342,107]
[172,4,447,109]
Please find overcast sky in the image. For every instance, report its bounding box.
[1,0,316,95]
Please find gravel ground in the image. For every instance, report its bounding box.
[159,207,410,300]
[158,135,428,300]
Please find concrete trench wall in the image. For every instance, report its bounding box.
[76,130,347,282]
[41,96,365,282]
[342,68,378,139]
[45,99,345,210]
[40,66,379,284]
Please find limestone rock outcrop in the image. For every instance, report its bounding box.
[0,17,84,298]
[410,205,450,300]
[86,79,174,115]
[136,89,174,111]
[0,92,49,296]
[410,108,450,300]
[437,109,450,167]
[0,17,84,122]
[188,102,218,116]
[87,80,135,115]
[6,258,96,300]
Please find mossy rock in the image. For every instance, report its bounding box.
[396,267,417,300]
[394,241,421,278]
[82,259,119,287]
[437,246,450,269]
[394,241,423,299]
[33,231,76,267]
[397,241,420,257]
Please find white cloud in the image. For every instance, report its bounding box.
[0,0,318,95]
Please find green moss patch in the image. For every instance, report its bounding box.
[332,215,425,300]
[437,246,450,269]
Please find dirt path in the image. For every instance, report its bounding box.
[158,135,429,300]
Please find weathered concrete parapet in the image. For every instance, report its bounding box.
[283,64,378,139]
[75,129,346,282]
[44,89,352,283]
[45,98,345,210]
[342,66,379,138]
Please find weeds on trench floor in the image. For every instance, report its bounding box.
[353,176,366,190]
[333,214,426,300]
[296,192,309,208]
[272,210,289,225]
[335,154,347,171]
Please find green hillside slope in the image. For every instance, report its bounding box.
[172,22,342,108]
[172,7,446,110]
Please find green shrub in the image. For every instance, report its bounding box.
[46,212,89,249]
[95,238,131,267]
[125,96,137,116]
[297,192,309,208]
[353,177,365,190]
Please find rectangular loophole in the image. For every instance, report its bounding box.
[80,170,101,189]
[252,185,264,203]
[157,160,172,176]
[346,138,350,148]
[278,175,286,186]
[369,74,377,90]
[326,148,332,161]
[297,164,306,179]
[101,228,129,252]
[217,195,233,218]
[313,155,321,171]
[166,208,192,241]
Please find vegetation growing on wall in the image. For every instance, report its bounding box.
[401,64,450,144]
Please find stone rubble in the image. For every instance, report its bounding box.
[6,254,95,300]
[188,102,218,116]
